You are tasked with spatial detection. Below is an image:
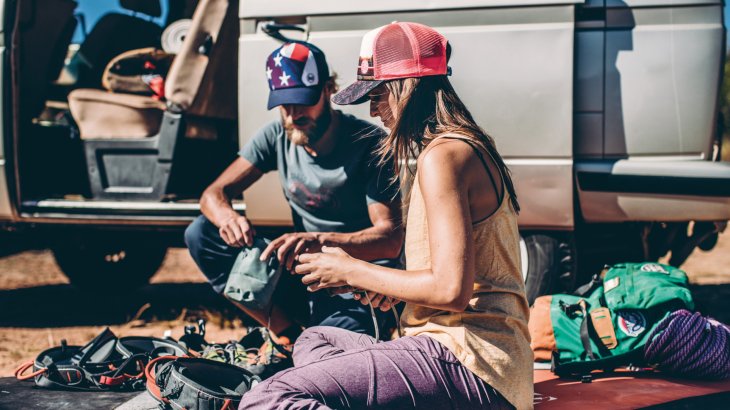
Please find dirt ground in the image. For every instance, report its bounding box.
[0,246,252,377]
[1,231,729,377]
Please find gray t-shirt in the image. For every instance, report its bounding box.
[240,113,399,233]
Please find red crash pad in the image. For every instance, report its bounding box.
[533,369,730,409]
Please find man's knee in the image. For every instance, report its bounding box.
[185,215,214,259]
[184,216,205,247]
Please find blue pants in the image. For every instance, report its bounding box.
[184,215,396,338]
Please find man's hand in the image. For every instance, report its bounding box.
[218,215,256,248]
[261,232,322,270]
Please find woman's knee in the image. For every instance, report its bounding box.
[292,326,332,365]
[293,326,374,366]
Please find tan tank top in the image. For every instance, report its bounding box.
[401,137,534,410]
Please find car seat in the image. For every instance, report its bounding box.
[67,0,238,200]
[69,0,164,89]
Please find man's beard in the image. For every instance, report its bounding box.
[282,104,332,146]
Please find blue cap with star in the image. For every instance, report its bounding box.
[266,42,330,110]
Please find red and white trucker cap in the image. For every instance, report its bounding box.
[332,22,449,105]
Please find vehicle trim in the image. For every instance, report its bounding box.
[577,160,730,197]
[29,199,244,212]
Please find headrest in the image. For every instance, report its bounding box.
[120,0,162,18]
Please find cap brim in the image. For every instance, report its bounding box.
[268,86,322,110]
[332,80,383,105]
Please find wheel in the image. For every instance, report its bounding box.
[52,235,167,291]
[520,234,575,305]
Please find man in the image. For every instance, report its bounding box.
[184,41,403,347]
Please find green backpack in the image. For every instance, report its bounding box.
[529,262,694,378]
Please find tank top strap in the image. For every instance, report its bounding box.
[424,135,504,206]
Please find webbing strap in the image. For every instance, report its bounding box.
[144,356,177,404]
[99,374,128,386]
[578,300,597,361]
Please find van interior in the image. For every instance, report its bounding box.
[10,0,240,218]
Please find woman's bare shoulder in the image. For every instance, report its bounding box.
[418,136,474,169]
[417,138,475,193]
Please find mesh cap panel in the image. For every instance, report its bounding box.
[372,22,447,80]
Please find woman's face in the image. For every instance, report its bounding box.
[368,84,397,130]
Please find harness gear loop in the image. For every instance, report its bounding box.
[14,361,46,380]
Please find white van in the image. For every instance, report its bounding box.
[0,0,728,300]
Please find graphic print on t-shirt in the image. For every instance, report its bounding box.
[287,180,340,211]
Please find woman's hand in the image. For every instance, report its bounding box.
[354,291,401,312]
[294,246,360,291]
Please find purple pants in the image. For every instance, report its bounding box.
[239,326,513,409]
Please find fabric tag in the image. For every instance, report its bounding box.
[640,263,668,274]
[590,307,618,349]
[604,277,620,292]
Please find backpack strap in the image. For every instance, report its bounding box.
[573,273,603,297]
[559,299,611,363]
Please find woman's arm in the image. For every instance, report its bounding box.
[296,142,479,312]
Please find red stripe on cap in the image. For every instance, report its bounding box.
[289,44,310,63]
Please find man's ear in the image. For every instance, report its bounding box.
[322,85,333,101]
[325,75,339,95]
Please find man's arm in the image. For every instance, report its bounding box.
[261,200,404,270]
[200,157,263,247]
[319,201,403,261]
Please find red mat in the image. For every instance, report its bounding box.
[533,370,730,409]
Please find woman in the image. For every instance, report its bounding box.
[240,22,533,410]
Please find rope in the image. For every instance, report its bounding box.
[363,292,380,342]
[644,309,730,380]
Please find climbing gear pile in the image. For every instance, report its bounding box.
[14,328,187,391]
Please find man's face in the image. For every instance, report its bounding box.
[279,89,332,146]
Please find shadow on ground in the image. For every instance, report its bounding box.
[1,281,729,328]
[0,282,248,327]
[690,284,730,324]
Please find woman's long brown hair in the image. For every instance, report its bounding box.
[375,75,520,213]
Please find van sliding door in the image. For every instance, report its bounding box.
[0,0,11,220]
[574,0,730,222]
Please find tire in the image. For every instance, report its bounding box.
[52,235,167,291]
[520,234,575,305]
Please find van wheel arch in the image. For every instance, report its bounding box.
[51,235,167,291]
[519,233,575,305]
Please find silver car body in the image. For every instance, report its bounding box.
[238,0,729,230]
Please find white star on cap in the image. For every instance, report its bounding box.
[266,66,273,80]
[279,71,290,86]
[273,53,283,67]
